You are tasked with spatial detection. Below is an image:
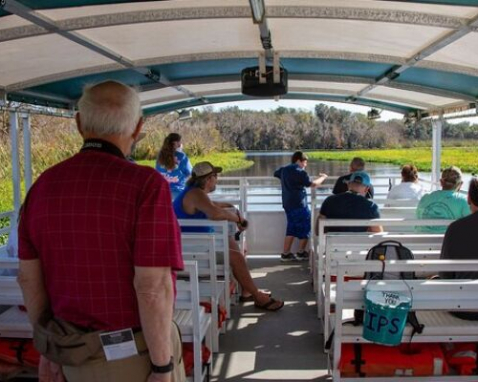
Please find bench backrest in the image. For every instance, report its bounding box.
[0,276,23,306]
[325,233,443,262]
[175,261,200,311]
[180,234,218,306]
[178,219,228,254]
[335,260,478,312]
[181,234,217,277]
[316,218,453,258]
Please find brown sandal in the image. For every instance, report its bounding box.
[254,297,284,311]
[239,291,272,303]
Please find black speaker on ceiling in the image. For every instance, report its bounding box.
[241,66,288,97]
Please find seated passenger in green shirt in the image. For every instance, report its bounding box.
[416,166,470,233]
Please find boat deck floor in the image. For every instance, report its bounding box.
[12,257,330,382]
[212,256,330,382]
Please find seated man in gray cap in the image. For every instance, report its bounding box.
[173,161,284,312]
[317,171,382,233]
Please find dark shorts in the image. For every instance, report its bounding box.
[285,207,311,239]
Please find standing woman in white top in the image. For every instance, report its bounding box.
[387,164,425,201]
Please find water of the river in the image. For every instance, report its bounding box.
[225,151,474,189]
[220,152,472,210]
[227,152,402,179]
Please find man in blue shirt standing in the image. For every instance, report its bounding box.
[274,151,328,262]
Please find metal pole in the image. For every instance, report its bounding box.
[22,113,33,192]
[9,111,21,226]
[431,117,443,191]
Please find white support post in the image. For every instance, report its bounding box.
[10,112,21,213]
[239,177,248,254]
[21,113,32,192]
[240,177,247,216]
[310,187,316,253]
[431,117,443,191]
[9,112,21,235]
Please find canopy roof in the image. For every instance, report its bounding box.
[1,0,478,116]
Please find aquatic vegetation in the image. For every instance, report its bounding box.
[307,147,478,173]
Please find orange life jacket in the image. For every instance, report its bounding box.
[443,343,477,376]
[0,338,40,368]
[199,302,227,329]
[182,343,211,377]
[339,343,448,377]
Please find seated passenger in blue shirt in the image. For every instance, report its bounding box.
[156,133,192,200]
[174,161,284,312]
[318,171,382,234]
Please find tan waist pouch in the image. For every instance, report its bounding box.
[34,316,103,366]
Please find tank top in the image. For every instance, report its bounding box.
[173,186,213,233]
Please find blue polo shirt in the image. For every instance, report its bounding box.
[320,192,380,232]
[274,163,312,210]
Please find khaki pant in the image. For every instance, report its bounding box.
[63,322,185,382]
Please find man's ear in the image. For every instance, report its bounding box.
[75,113,83,137]
[132,117,144,141]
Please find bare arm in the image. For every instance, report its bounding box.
[311,173,328,188]
[213,201,235,209]
[367,225,383,233]
[192,190,240,223]
[18,259,50,325]
[135,266,174,368]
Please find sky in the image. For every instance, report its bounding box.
[195,99,478,124]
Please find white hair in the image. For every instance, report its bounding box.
[77,81,142,136]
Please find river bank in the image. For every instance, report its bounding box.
[307,148,478,173]
[2,147,478,213]
[138,151,253,173]
[0,152,253,213]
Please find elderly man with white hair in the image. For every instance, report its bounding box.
[18,81,185,382]
[416,166,470,233]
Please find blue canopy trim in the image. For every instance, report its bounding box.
[7,57,474,115]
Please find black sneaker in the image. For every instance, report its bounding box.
[296,251,309,261]
[280,252,296,262]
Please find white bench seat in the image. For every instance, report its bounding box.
[198,280,225,301]
[175,261,212,382]
[173,307,211,339]
[331,310,478,342]
[319,232,446,347]
[331,260,478,381]
[0,306,32,338]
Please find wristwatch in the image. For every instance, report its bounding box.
[151,357,174,374]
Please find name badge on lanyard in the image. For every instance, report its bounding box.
[99,328,138,361]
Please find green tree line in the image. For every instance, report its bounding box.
[2,103,478,183]
[189,104,478,150]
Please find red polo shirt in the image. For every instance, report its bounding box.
[18,141,183,331]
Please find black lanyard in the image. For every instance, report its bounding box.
[80,139,125,159]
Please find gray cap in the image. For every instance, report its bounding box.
[192,161,223,178]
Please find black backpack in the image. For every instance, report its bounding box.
[354,240,424,337]
[325,240,424,351]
